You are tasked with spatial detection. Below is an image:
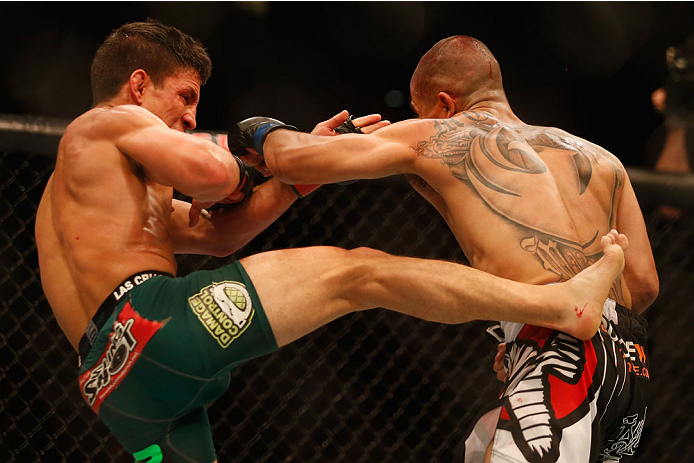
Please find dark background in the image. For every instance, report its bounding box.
[2,3,694,462]
[1,1,693,167]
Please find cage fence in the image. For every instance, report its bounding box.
[1,119,693,463]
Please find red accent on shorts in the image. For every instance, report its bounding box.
[500,404,511,421]
[549,340,597,419]
[517,324,554,349]
[78,302,163,413]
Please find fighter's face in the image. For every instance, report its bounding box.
[142,69,201,132]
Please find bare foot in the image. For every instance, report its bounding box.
[556,230,628,340]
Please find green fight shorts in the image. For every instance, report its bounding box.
[77,262,278,462]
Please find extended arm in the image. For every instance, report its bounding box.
[231,116,433,185]
[263,122,416,184]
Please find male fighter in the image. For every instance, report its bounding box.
[228,36,657,462]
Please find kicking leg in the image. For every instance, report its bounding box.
[238,231,626,347]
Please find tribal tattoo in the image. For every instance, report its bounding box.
[411,112,625,301]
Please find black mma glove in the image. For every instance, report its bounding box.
[334,115,364,134]
[208,156,254,213]
[228,117,298,158]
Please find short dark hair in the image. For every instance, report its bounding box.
[90,19,212,104]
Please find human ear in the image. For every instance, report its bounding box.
[128,69,148,104]
[437,92,457,118]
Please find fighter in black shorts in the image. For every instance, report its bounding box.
[227,35,659,463]
[464,300,649,462]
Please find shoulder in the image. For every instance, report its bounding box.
[65,105,163,142]
[386,113,491,141]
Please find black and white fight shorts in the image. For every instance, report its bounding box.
[463,299,650,463]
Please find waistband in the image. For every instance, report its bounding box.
[78,270,173,366]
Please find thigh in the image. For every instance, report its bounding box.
[238,246,379,347]
[139,262,281,377]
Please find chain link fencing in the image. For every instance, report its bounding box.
[1,137,693,462]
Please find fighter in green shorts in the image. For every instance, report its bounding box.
[78,265,276,462]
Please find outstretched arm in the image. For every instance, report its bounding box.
[255,117,433,185]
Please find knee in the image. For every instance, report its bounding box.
[334,247,391,309]
[346,246,390,259]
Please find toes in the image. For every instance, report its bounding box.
[600,235,612,249]
[617,233,629,251]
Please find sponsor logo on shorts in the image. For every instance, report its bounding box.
[600,319,650,379]
[112,272,161,302]
[78,302,163,412]
[599,410,647,460]
[188,281,254,348]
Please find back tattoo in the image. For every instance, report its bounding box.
[411,112,625,301]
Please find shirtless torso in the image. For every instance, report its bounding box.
[253,35,657,461]
[410,112,630,303]
[34,73,255,352]
[36,108,177,349]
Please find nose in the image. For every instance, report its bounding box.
[182,110,197,131]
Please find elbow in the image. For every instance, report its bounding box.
[207,238,242,258]
[642,278,660,311]
[189,154,236,200]
[631,275,660,314]
[210,246,235,259]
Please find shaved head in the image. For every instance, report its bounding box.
[411,36,504,113]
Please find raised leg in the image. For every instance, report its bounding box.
[239,231,626,347]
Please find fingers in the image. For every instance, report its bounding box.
[314,110,350,131]
[188,200,213,227]
[493,343,507,382]
[352,114,391,134]
[352,114,381,127]
[188,202,203,227]
[359,120,391,134]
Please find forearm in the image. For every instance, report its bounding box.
[172,179,297,256]
[264,129,408,185]
[206,179,298,255]
[117,118,241,202]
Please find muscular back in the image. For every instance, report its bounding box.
[412,112,630,306]
[35,108,177,350]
